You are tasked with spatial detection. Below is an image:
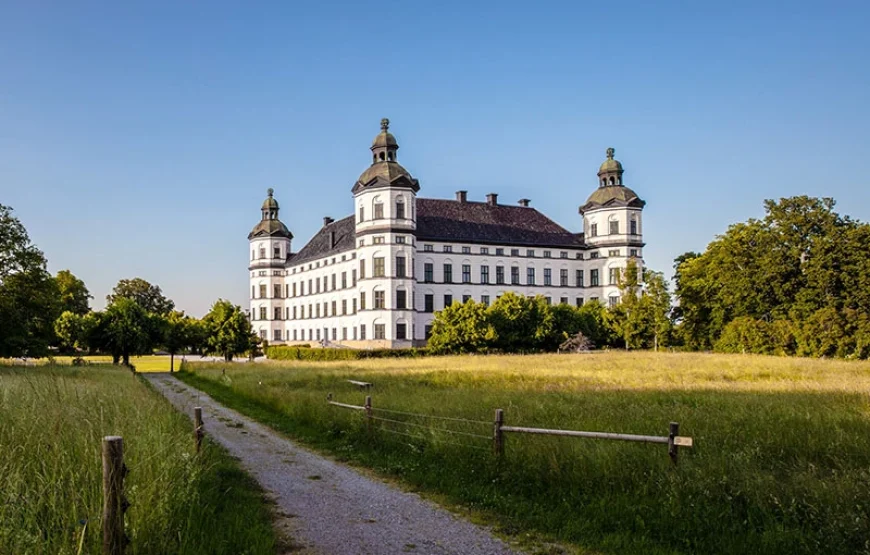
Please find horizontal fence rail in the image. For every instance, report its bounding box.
[326,393,694,465]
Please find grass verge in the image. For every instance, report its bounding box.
[178,352,870,555]
[0,364,278,554]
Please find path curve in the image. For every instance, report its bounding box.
[145,374,521,555]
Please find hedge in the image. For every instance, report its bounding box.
[265,345,429,361]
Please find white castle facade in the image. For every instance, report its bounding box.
[249,119,646,348]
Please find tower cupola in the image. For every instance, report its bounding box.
[248,188,293,240]
[371,118,399,163]
[353,118,420,193]
[597,147,625,187]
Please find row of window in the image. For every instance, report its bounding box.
[421,293,607,312]
[422,244,584,259]
[588,219,639,238]
[264,322,408,343]
[422,265,625,287]
[253,289,414,321]
[358,200,411,222]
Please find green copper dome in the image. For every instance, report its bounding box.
[371,118,398,149]
[261,188,279,210]
[597,147,624,175]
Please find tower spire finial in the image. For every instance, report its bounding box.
[380,118,390,132]
[267,187,274,197]
[606,147,615,160]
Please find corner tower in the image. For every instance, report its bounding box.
[248,188,293,341]
[352,119,419,346]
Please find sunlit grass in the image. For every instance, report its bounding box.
[180,351,870,555]
[1,355,182,372]
[0,364,277,554]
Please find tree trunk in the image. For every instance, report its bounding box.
[122,353,130,366]
[112,354,120,365]
[170,353,174,373]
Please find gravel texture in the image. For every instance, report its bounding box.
[145,374,521,555]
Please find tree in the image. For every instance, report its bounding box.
[100,298,158,366]
[203,299,254,361]
[162,310,195,372]
[54,311,87,352]
[486,292,554,353]
[427,299,493,354]
[55,270,91,316]
[0,204,61,357]
[610,260,646,349]
[107,278,175,316]
[639,269,673,351]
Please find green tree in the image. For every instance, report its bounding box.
[639,269,673,351]
[486,292,553,353]
[54,311,86,352]
[107,277,175,315]
[0,204,61,357]
[100,298,157,366]
[428,299,493,354]
[610,260,647,349]
[203,299,254,361]
[55,269,92,316]
[162,310,195,372]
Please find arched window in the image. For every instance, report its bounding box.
[609,177,615,185]
[379,152,386,161]
[395,198,405,220]
[387,151,394,161]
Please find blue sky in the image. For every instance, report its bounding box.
[1,1,868,316]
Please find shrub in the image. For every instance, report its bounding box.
[265,346,429,361]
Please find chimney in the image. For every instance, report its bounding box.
[518,198,530,207]
[323,216,334,227]
[329,230,337,248]
[486,193,498,206]
[455,190,467,203]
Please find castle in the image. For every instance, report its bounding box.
[248,119,646,348]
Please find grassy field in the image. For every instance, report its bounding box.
[178,352,870,555]
[1,355,191,372]
[0,364,279,554]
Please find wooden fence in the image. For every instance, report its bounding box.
[327,393,694,464]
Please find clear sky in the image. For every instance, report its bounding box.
[1,1,868,316]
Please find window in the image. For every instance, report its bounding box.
[342,272,347,288]
[543,268,552,286]
[457,246,468,255]
[511,266,520,285]
[352,269,357,286]
[609,295,619,308]
[560,251,568,259]
[374,203,384,219]
[576,253,584,260]
[443,245,452,253]
[496,265,505,285]
[545,297,551,305]
[260,329,267,340]
[259,284,266,298]
[630,249,639,257]
[526,249,535,257]
[444,294,453,307]
[396,289,407,309]
[424,244,434,252]
[352,298,357,314]
[590,252,600,259]
[396,323,407,340]
[443,264,453,283]
[424,325,433,339]
[511,248,520,256]
[331,274,336,290]
[424,294,434,313]
[543,250,551,258]
[358,239,365,248]
[396,201,405,219]
[630,219,638,235]
[462,264,471,283]
[609,249,620,257]
[480,247,489,255]
[259,247,266,259]
[396,236,406,244]
[496,248,504,255]
[359,206,365,222]
[373,236,385,245]
[591,269,600,286]
[374,324,386,340]
[576,297,584,307]
[342,327,347,340]
[273,329,281,341]
[359,259,366,279]
[360,292,366,310]
[315,304,320,318]
[560,297,568,305]
[360,325,367,340]
[560,268,568,286]
[374,290,385,309]
[293,330,298,340]
[481,265,490,284]
[396,256,406,278]
[315,279,320,294]
[273,246,281,258]
[293,306,297,319]
[332,328,337,341]
[609,267,620,285]
[462,294,471,303]
[251,249,255,260]
[259,306,267,320]
[424,263,434,282]
[292,282,297,296]
[590,223,598,237]
[274,307,281,320]
[481,295,490,307]
[609,221,619,235]
[331,300,337,316]
[373,257,385,277]
[342,299,347,315]
[576,269,584,287]
[527,267,536,285]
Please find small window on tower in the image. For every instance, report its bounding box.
[396,201,405,219]
[374,203,384,219]
[259,247,266,259]
[274,246,281,258]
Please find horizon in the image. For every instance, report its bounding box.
[2,1,868,317]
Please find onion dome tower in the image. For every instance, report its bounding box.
[248,188,292,342]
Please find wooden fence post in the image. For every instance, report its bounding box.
[668,422,679,465]
[102,436,128,555]
[194,407,204,453]
[364,396,372,433]
[493,409,504,457]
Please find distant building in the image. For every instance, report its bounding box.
[248,119,645,348]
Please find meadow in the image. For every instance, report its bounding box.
[0,364,278,554]
[179,351,870,555]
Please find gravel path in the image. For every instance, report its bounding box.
[145,374,521,555]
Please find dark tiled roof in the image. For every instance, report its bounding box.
[416,198,583,248]
[289,216,356,266]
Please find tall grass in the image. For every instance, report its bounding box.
[179,352,870,555]
[0,364,277,554]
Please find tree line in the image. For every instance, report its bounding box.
[429,196,870,359]
[0,204,257,366]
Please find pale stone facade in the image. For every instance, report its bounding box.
[248,121,646,348]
